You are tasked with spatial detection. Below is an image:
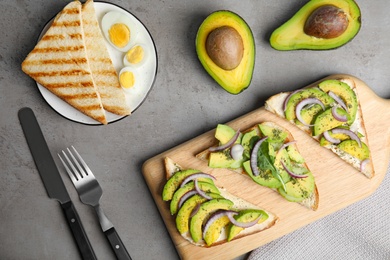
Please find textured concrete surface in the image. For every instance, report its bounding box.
[0,1,389,259]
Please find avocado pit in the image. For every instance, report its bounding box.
[206,26,244,70]
[304,5,349,39]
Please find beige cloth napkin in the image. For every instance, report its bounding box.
[249,164,390,260]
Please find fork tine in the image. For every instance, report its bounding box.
[71,146,95,177]
[58,152,79,183]
[66,147,89,179]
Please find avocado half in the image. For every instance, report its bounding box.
[270,0,361,50]
[196,10,255,94]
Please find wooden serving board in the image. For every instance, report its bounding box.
[142,74,390,260]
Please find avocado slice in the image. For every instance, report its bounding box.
[190,198,234,242]
[295,104,324,126]
[162,169,213,201]
[214,124,239,144]
[337,140,370,160]
[318,79,358,124]
[277,171,315,202]
[287,145,305,163]
[209,150,245,169]
[170,181,220,215]
[285,88,335,121]
[270,0,361,50]
[176,193,222,235]
[241,129,259,159]
[258,124,288,143]
[227,209,269,241]
[203,211,232,246]
[196,10,255,94]
[313,107,350,136]
[243,160,282,189]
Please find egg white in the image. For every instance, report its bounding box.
[119,67,143,94]
[101,11,139,52]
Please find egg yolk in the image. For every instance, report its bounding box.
[120,71,135,89]
[109,23,130,48]
[126,45,144,64]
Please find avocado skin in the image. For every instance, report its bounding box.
[270,0,361,50]
[196,10,255,94]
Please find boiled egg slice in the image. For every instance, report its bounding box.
[119,67,140,93]
[101,11,139,52]
[123,44,149,68]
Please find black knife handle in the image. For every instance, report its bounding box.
[104,227,132,260]
[61,201,97,260]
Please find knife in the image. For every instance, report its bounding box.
[18,107,97,260]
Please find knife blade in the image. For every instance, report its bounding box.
[18,107,97,260]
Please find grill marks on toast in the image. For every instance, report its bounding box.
[82,0,131,116]
[21,1,108,124]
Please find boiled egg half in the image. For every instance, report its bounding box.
[123,43,149,68]
[119,67,140,93]
[101,11,139,52]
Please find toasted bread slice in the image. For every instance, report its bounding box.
[265,77,374,178]
[196,122,319,211]
[163,157,278,247]
[21,1,107,124]
[82,0,131,116]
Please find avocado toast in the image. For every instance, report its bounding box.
[162,157,278,247]
[265,77,374,179]
[196,122,319,211]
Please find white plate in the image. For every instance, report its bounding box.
[36,2,158,125]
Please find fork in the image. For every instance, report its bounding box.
[58,146,132,260]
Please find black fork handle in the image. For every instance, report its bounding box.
[104,227,132,260]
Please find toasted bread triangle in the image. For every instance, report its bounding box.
[196,122,319,211]
[163,157,278,247]
[265,77,374,178]
[82,0,131,116]
[21,1,107,124]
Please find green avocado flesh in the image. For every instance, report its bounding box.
[190,198,233,242]
[278,171,315,202]
[313,107,350,136]
[170,181,220,215]
[175,193,222,235]
[227,209,269,241]
[337,140,370,160]
[196,10,255,94]
[318,79,358,124]
[270,0,361,50]
[203,213,231,246]
[285,88,335,121]
[162,169,212,201]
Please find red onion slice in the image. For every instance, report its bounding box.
[227,212,262,228]
[277,141,297,155]
[194,179,212,200]
[178,190,198,209]
[190,203,201,218]
[209,129,241,152]
[202,210,238,240]
[250,137,269,176]
[328,91,348,111]
[323,130,341,144]
[230,144,244,161]
[360,159,370,172]
[331,106,348,122]
[283,89,302,111]
[180,172,216,188]
[281,161,308,178]
[331,128,361,147]
[295,98,325,126]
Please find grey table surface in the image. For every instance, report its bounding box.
[1,0,389,259]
